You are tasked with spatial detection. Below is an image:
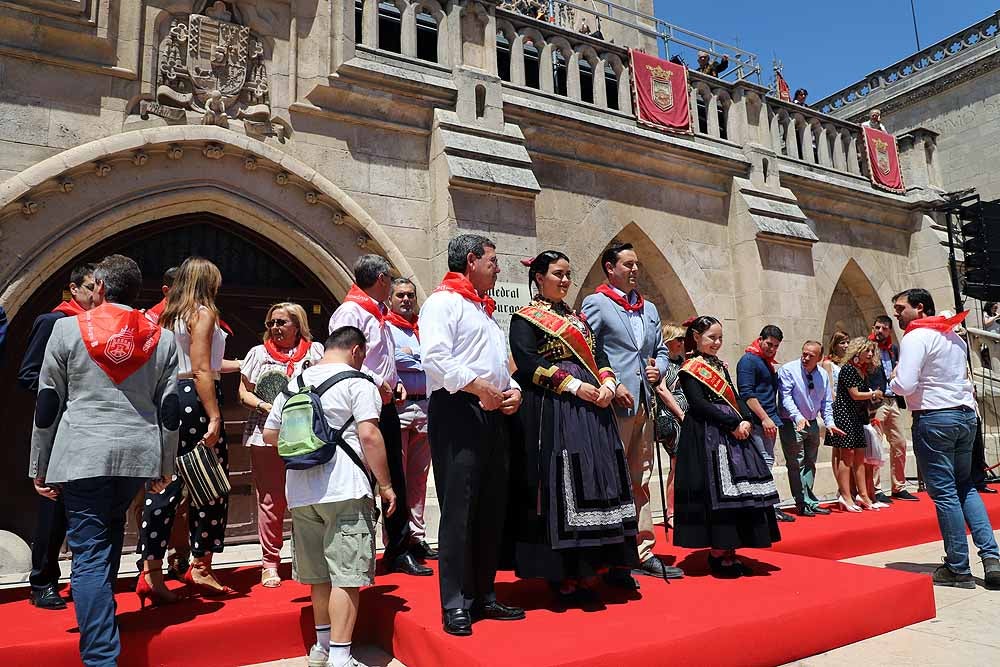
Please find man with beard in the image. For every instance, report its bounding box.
[869,315,918,502]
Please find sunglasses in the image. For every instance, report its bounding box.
[807,372,815,391]
[266,318,290,328]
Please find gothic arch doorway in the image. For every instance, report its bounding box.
[822,258,886,342]
[3,213,340,545]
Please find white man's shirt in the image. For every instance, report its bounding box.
[418,290,518,395]
[611,285,644,346]
[889,328,976,411]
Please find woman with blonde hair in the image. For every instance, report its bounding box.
[825,337,883,512]
[239,302,324,587]
[136,257,234,605]
[820,330,850,402]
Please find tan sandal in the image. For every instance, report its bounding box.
[261,567,281,588]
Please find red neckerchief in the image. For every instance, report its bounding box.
[385,310,419,339]
[594,283,644,313]
[905,311,969,336]
[144,298,167,325]
[52,300,86,317]
[77,304,161,384]
[344,284,385,327]
[434,272,496,316]
[264,337,311,376]
[745,338,777,373]
[868,331,893,352]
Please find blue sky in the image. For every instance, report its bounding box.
[650,1,997,102]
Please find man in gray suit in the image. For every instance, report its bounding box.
[30,254,179,667]
[582,242,681,586]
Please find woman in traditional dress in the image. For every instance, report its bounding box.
[825,337,882,512]
[673,316,780,578]
[508,250,638,601]
[238,302,324,587]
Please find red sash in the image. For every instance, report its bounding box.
[594,283,644,313]
[144,298,167,325]
[680,358,740,413]
[434,272,496,316]
[744,338,777,373]
[264,337,312,377]
[385,310,419,339]
[77,304,162,384]
[344,284,385,327]
[52,300,86,317]
[904,311,969,336]
[513,304,601,381]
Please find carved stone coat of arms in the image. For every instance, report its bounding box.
[141,1,285,139]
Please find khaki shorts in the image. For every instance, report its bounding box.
[290,497,376,587]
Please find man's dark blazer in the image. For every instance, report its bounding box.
[868,343,906,410]
[18,312,68,393]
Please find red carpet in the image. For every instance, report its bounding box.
[773,489,1000,560]
[5,489,994,666]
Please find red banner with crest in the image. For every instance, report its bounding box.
[630,49,691,134]
[862,126,905,193]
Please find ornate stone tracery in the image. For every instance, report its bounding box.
[141,1,286,140]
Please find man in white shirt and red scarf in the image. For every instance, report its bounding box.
[890,288,999,590]
[419,234,525,636]
[328,255,432,577]
[385,277,437,561]
[581,242,680,587]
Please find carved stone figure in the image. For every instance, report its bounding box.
[141,1,285,140]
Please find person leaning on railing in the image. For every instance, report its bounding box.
[696,51,728,77]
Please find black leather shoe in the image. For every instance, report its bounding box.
[29,584,67,610]
[892,490,920,501]
[812,506,832,515]
[978,485,998,494]
[775,508,796,522]
[603,568,640,590]
[633,555,684,579]
[797,505,816,517]
[471,600,526,621]
[411,540,438,560]
[442,608,472,636]
[389,553,433,576]
[874,492,894,504]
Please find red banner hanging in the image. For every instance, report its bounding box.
[862,126,905,193]
[630,49,691,134]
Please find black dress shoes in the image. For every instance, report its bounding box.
[411,540,439,560]
[797,505,816,517]
[471,600,526,621]
[874,492,894,504]
[978,485,998,494]
[634,555,684,579]
[812,506,832,515]
[892,490,920,501]
[603,568,640,590]
[29,584,67,610]
[389,553,433,576]
[774,508,796,522]
[442,608,472,636]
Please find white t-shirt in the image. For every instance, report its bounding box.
[241,342,325,446]
[264,363,382,509]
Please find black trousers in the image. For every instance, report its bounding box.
[428,390,510,610]
[29,495,67,589]
[380,401,412,560]
[972,416,988,488]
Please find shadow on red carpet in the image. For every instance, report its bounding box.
[2,489,995,666]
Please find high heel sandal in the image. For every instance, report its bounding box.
[838,496,862,513]
[854,495,878,511]
[135,572,180,609]
[184,560,236,597]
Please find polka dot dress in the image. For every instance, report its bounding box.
[137,379,229,561]
[825,364,871,450]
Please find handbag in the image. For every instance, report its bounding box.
[863,424,885,465]
[653,395,680,453]
[176,444,231,508]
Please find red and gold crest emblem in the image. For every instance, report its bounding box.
[874,137,891,175]
[645,64,674,112]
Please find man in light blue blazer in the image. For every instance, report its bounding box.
[582,242,680,585]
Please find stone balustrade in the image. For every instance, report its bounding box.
[349,0,884,183]
[814,11,1000,116]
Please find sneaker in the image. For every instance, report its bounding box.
[892,490,920,501]
[984,558,1000,590]
[307,643,329,667]
[871,501,891,509]
[932,565,975,589]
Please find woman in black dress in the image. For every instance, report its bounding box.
[508,251,638,600]
[825,337,882,512]
[673,316,780,578]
